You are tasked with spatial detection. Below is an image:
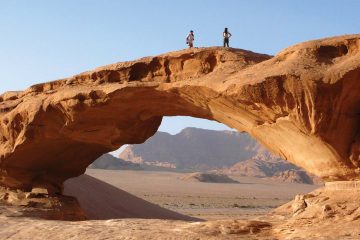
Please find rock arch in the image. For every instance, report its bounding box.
[0,35,360,193]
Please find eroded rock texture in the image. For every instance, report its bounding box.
[0,35,359,192]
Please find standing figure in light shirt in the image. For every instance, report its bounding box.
[186,30,195,48]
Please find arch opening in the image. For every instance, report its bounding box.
[85,116,321,221]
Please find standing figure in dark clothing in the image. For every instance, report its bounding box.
[223,28,232,47]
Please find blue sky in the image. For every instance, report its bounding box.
[1,0,359,134]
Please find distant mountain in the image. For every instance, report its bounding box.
[120,127,260,171]
[89,153,182,172]
[89,154,143,170]
[118,127,322,184]
[271,170,315,184]
[221,150,323,184]
[222,150,297,177]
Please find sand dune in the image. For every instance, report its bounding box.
[64,174,200,221]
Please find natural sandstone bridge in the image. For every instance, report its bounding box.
[0,35,359,194]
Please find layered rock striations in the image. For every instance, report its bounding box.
[0,35,359,192]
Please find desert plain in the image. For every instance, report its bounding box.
[0,169,319,240]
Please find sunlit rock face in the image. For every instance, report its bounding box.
[0,34,359,192]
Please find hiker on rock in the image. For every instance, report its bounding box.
[186,30,195,48]
[223,28,232,47]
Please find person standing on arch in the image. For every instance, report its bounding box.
[223,28,232,47]
[186,30,195,48]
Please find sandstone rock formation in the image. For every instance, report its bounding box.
[272,181,360,239]
[0,35,359,192]
[0,186,86,220]
[180,172,239,183]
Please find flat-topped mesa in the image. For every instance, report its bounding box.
[0,35,359,193]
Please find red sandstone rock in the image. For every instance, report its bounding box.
[0,35,359,191]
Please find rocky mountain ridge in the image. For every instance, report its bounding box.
[114,127,320,184]
[119,127,259,170]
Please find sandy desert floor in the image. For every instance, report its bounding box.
[85,169,318,220]
[2,169,360,240]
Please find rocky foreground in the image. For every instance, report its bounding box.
[1,176,360,239]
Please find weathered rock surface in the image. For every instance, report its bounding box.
[0,186,86,220]
[0,217,274,240]
[272,181,360,239]
[0,35,360,191]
